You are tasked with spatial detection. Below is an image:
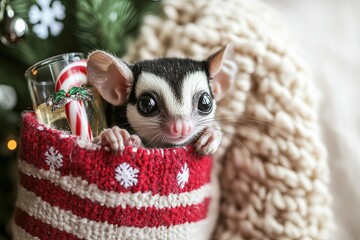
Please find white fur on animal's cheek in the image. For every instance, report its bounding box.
[193,109,216,137]
[182,71,211,117]
[127,105,163,143]
[182,72,210,98]
[137,72,186,117]
[185,72,216,132]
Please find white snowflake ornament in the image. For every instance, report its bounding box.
[115,163,139,188]
[45,146,63,171]
[177,163,189,189]
[29,0,65,39]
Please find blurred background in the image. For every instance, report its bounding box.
[0,0,359,239]
[0,0,160,239]
[269,1,360,239]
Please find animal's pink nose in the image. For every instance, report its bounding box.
[168,119,193,138]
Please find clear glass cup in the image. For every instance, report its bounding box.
[24,53,106,139]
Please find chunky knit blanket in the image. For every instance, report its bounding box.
[13,0,333,239]
[123,0,333,239]
[13,112,217,240]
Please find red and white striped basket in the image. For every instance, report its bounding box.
[12,112,216,240]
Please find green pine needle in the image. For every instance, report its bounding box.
[76,0,160,56]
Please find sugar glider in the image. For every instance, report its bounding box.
[87,44,237,155]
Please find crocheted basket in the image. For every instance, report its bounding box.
[12,112,216,240]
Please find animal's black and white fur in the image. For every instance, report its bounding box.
[87,44,237,155]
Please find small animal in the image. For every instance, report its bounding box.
[87,44,237,155]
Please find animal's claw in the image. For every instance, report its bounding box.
[94,127,142,153]
[195,127,222,155]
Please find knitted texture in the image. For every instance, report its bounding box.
[124,0,333,239]
[13,112,217,240]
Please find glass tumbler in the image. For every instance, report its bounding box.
[24,52,106,139]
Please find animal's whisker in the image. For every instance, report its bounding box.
[240,124,275,139]
[118,119,161,124]
[214,116,278,128]
[196,116,283,135]
[145,132,166,147]
[161,134,169,147]
[195,121,278,139]
[201,125,251,157]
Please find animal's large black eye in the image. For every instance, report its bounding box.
[137,94,159,116]
[198,92,213,114]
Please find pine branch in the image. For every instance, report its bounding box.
[75,0,161,56]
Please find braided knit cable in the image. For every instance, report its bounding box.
[124,0,334,239]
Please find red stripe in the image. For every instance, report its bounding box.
[77,101,84,137]
[14,208,80,240]
[19,173,210,227]
[65,104,71,126]
[88,122,92,139]
[55,65,86,91]
[76,105,82,136]
[65,100,92,140]
[20,112,212,195]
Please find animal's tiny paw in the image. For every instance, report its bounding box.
[195,128,222,155]
[128,135,142,148]
[93,127,141,152]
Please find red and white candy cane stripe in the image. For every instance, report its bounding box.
[55,60,93,140]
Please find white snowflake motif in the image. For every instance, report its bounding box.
[44,146,63,171]
[115,163,139,188]
[177,163,190,189]
[29,0,65,39]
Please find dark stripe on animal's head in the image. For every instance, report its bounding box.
[128,58,209,104]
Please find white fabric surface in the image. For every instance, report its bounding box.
[268,1,360,239]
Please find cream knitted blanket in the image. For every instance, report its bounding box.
[124,0,333,239]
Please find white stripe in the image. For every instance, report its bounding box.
[136,72,184,116]
[68,101,78,134]
[16,186,212,240]
[57,72,87,91]
[59,60,87,76]
[182,71,212,115]
[12,223,40,240]
[58,61,87,83]
[18,159,212,209]
[78,101,92,139]
[66,101,92,140]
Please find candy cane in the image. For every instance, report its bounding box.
[55,60,93,140]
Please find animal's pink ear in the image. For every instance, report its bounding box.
[87,51,133,106]
[208,44,238,101]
